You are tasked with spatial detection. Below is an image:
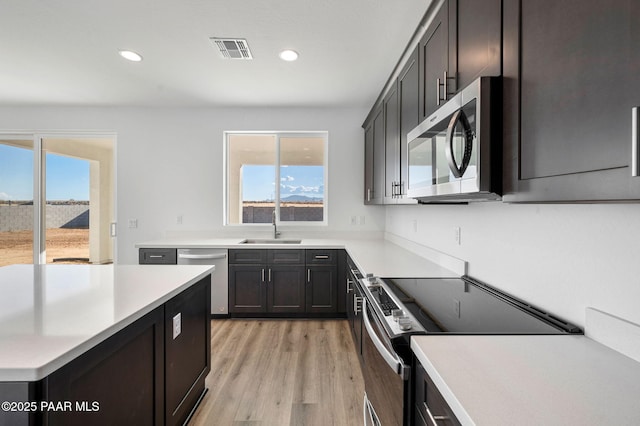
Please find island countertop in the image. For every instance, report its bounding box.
[0,264,214,382]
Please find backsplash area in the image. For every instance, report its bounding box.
[385,202,640,329]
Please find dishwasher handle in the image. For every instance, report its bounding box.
[177,253,227,260]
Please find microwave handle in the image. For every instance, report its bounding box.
[445,109,474,178]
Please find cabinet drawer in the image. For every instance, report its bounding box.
[139,248,177,264]
[228,249,268,264]
[306,249,338,265]
[268,249,305,264]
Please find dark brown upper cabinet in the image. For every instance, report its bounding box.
[364,105,385,205]
[419,1,453,120]
[419,0,501,121]
[503,0,640,202]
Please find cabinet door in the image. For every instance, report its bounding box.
[306,265,338,313]
[419,0,452,119]
[267,265,305,313]
[228,264,267,313]
[384,82,400,202]
[364,120,375,204]
[44,307,164,426]
[415,360,461,426]
[455,0,501,89]
[398,46,420,200]
[503,0,640,201]
[164,277,210,426]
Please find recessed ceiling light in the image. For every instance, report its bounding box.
[279,49,299,62]
[119,50,143,62]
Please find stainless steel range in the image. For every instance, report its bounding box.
[358,275,581,426]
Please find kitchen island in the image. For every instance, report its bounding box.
[0,264,213,426]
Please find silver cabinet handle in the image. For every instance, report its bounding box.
[366,188,371,202]
[633,106,639,177]
[438,71,456,106]
[314,255,329,260]
[423,402,450,425]
[261,268,265,283]
[354,294,362,314]
[307,269,311,282]
[346,278,353,293]
[149,255,164,258]
[443,70,449,103]
[268,268,272,282]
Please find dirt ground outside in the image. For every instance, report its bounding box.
[0,229,89,267]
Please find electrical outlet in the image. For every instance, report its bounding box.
[453,299,461,318]
[454,227,461,245]
[359,215,366,225]
[412,220,418,233]
[350,215,357,226]
[177,215,183,225]
[172,313,181,339]
[128,219,138,229]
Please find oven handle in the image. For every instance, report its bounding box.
[362,298,405,377]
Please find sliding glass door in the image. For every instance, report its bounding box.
[0,134,115,266]
[0,137,36,265]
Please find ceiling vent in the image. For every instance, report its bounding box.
[210,38,253,60]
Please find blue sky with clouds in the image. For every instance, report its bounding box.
[242,165,324,201]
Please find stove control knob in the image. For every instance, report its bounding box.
[366,273,375,283]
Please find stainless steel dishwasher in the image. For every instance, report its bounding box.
[177,248,228,315]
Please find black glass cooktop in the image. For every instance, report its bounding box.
[380,276,581,334]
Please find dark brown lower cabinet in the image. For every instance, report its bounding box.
[306,265,337,313]
[268,265,306,313]
[164,278,211,425]
[414,357,461,426]
[0,277,211,426]
[228,249,342,316]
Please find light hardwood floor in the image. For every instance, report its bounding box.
[189,319,365,426]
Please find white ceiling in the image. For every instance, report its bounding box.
[0,0,429,108]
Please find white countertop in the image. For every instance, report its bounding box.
[0,264,214,382]
[411,335,640,426]
[136,237,463,278]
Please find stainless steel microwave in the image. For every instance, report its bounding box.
[407,76,501,202]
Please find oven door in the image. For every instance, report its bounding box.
[362,298,409,426]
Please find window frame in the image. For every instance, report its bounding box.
[223,131,329,227]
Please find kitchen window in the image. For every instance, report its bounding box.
[225,132,327,226]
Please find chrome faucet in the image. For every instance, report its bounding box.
[272,210,280,239]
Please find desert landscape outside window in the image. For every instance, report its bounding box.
[0,135,115,266]
[225,132,327,225]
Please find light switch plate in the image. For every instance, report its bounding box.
[172,313,181,339]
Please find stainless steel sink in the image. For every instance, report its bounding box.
[240,239,302,244]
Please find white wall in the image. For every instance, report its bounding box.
[385,202,640,328]
[0,106,385,264]
[5,105,637,330]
